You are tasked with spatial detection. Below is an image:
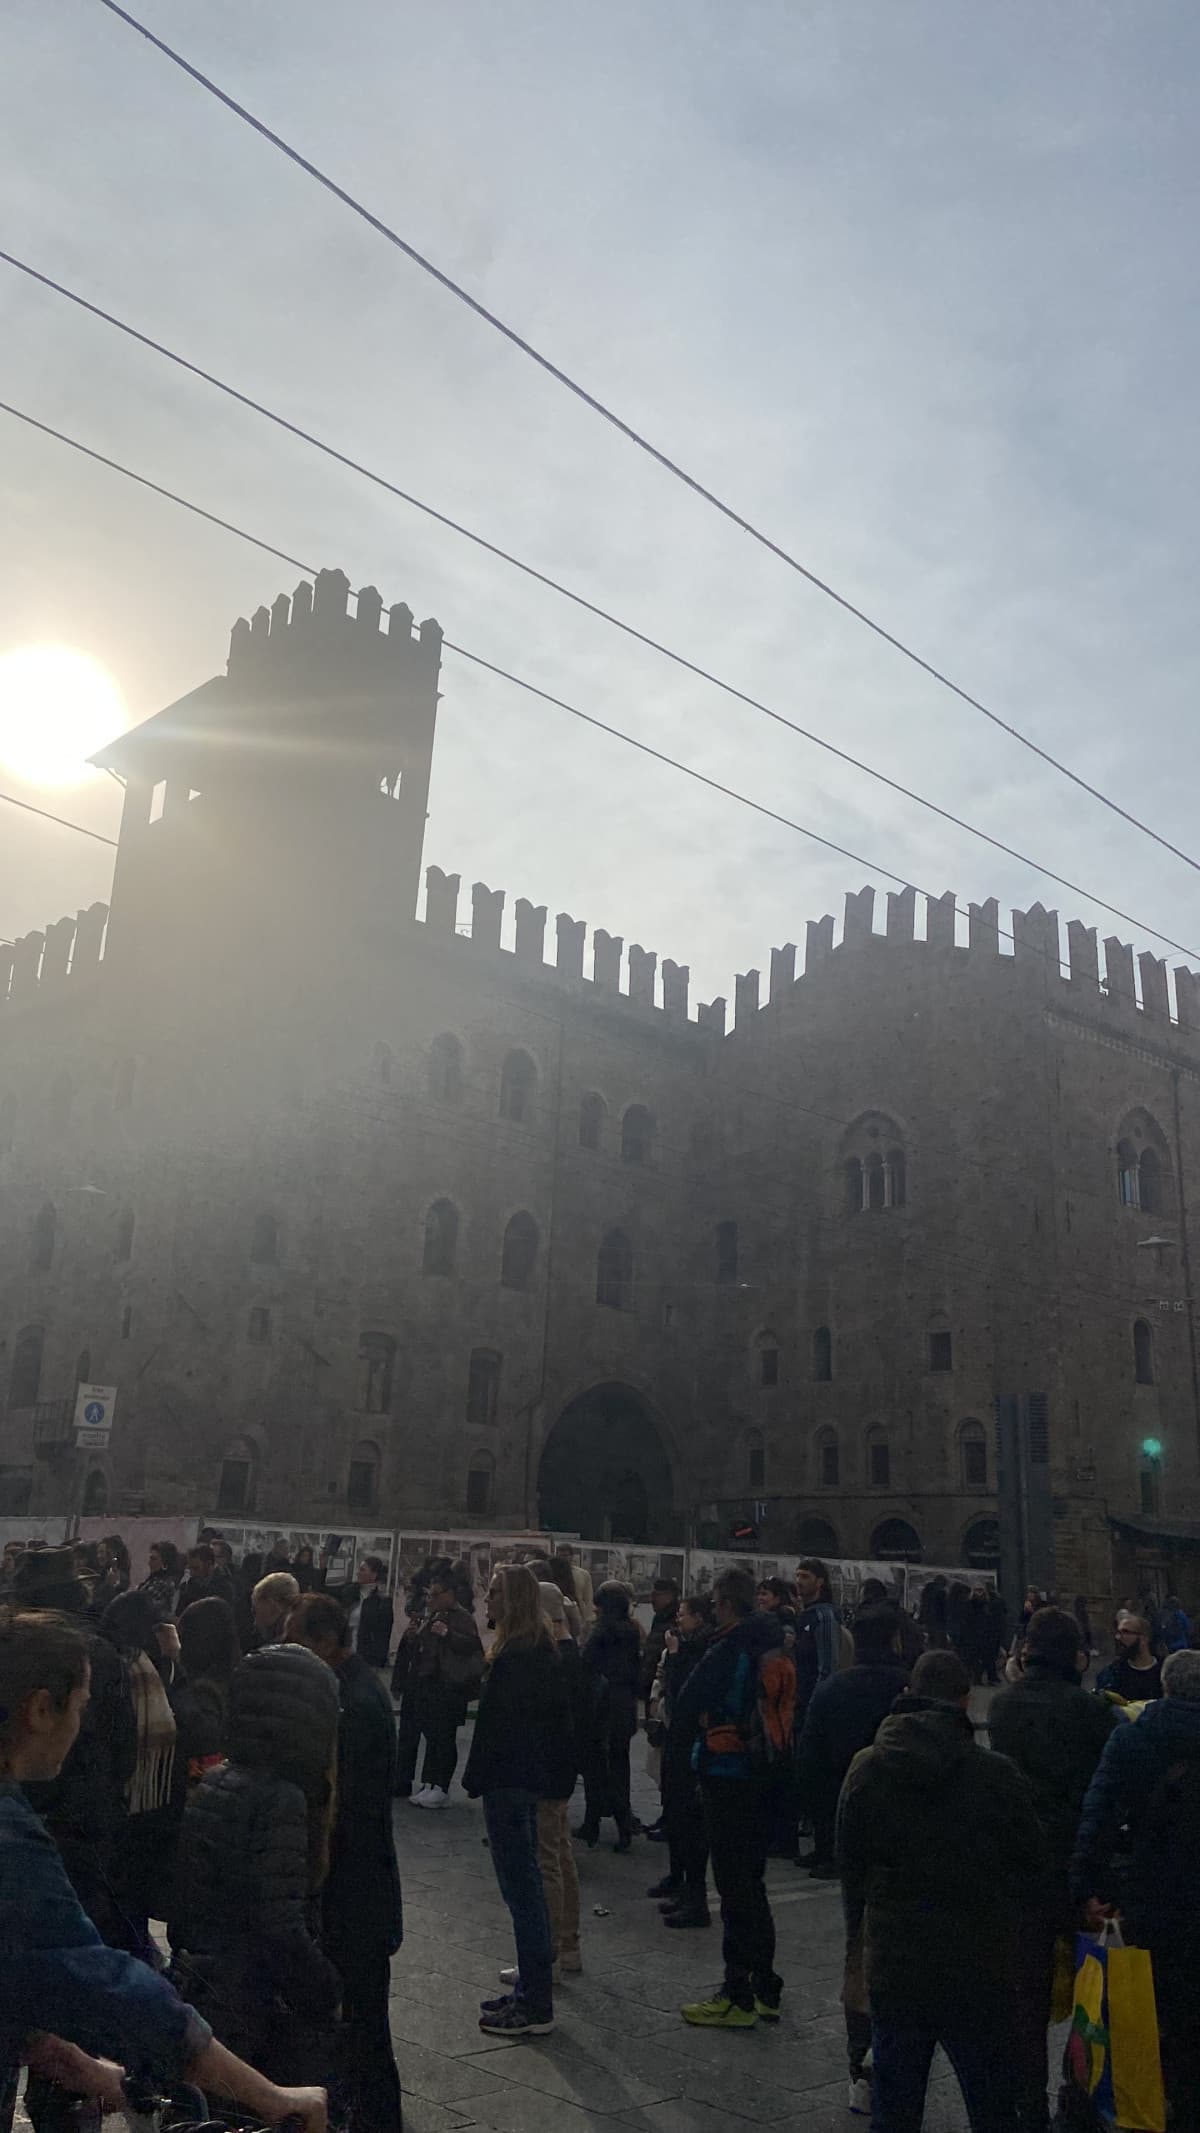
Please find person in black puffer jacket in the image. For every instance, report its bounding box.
[989,1606,1118,2133]
[797,1606,910,1877]
[653,1593,716,1927]
[171,1643,342,2088]
[576,1582,642,1851]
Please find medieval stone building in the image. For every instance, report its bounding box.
[2,568,1197,1604]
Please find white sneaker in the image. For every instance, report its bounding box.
[848,2074,872,2115]
[408,1785,431,1806]
[415,1784,448,1809]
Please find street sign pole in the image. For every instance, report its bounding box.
[69,1384,117,1531]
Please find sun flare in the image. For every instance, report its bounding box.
[0,644,126,788]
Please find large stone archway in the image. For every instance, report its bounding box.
[538,1383,676,1543]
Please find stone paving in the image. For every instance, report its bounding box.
[388,1751,977,2133]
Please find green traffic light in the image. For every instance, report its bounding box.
[1142,1437,1163,1460]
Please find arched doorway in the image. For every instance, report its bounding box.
[538,1383,675,1542]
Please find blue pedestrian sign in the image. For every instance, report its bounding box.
[73,1382,117,1451]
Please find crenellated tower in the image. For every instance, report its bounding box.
[92,568,442,984]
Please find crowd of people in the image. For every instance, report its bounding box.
[2,1528,1199,2133]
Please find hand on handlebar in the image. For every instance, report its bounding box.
[24,2033,127,2106]
[270,2085,327,2131]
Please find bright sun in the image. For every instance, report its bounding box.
[0,645,127,788]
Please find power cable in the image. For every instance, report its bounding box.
[0,786,118,847]
[3,378,1197,966]
[92,0,1200,878]
[4,259,1196,953]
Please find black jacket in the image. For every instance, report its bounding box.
[796,1659,911,1824]
[837,1697,1049,2018]
[24,1627,135,1939]
[463,1642,577,1800]
[988,1661,1119,1895]
[670,1609,790,1781]
[175,1567,235,1617]
[581,1617,641,1740]
[324,1653,403,1957]
[640,1604,677,1698]
[331,1584,394,1670]
[401,1604,483,1698]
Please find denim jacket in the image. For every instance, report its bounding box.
[0,1782,209,2123]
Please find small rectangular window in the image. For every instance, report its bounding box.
[929,1331,953,1373]
[248,1307,271,1344]
[466,1465,492,1516]
[120,1305,133,1340]
[748,1444,765,1489]
[963,1440,987,1489]
[466,1350,501,1428]
[760,1347,779,1388]
[820,1440,839,1488]
[716,1220,738,1285]
[870,1440,890,1487]
[148,779,167,824]
[347,1459,375,1509]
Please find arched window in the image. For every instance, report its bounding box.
[745,1428,765,1491]
[217,1437,256,1515]
[842,1113,907,1212]
[500,1211,538,1291]
[814,1425,839,1489]
[962,1516,1000,1571]
[32,1202,56,1273]
[867,1426,890,1488]
[0,1092,15,1155]
[359,1331,396,1416]
[929,1328,953,1373]
[423,1198,459,1277]
[959,1419,988,1490]
[499,1049,536,1124]
[429,1033,463,1106]
[871,1517,922,1563]
[812,1326,833,1383]
[579,1092,606,1150]
[74,1347,91,1386]
[114,1205,135,1264]
[8,1325,43,1410]
[716,1220,738,1285]
[597,1228,634,1310]
[347,1439,381,1511]
[466,1349,501,1427]
[795,1515,839,1555]
[251,1211,278,1265]
[373,1042,394,1088]
[621,1105,655,1166]
[113,1057,136,1112]
[756,1330,780,1388]
[49,1072,74,1133]
[466,1450,494,1517]
[1133,1318,1155,1386]
[82,1469,109,1516]
[1116,1111,1171,1215]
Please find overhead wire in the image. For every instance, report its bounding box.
[0,786,118,847]
[92,0,1200,879]
[2,379,1198,969]
[3,255,1197,960]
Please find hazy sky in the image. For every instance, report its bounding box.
[3,1,1199,1006]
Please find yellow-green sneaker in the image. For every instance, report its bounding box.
[754,1993,782,2022]
[680,1993,757,2029]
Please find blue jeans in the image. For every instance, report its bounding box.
[871,2009,1018,2133]
[483,1789,554,2019]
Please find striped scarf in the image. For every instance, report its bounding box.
[126,1650,177,1815]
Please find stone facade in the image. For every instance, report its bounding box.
[2,570,1198,1605]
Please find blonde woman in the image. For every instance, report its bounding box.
[464,1565,576,2037]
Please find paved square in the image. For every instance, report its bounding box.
[389,1752,975,2133]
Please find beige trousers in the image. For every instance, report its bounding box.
[537,1798,581,1959]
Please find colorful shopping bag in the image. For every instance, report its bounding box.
[1063,1928,1165,2132]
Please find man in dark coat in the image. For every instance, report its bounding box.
[286,1591,404,2133]
[324,1554,394,1675]
[393,1567,484,1804]
[175,1543,235,1616]
[796,1606,909,1878]
[838,1650,1049,2133]
[990,1606,1118,2131]
[1071,1649,1200,2130]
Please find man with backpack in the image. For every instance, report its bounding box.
[671,1567,795,2029]
[1072,1648,1200,2131]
